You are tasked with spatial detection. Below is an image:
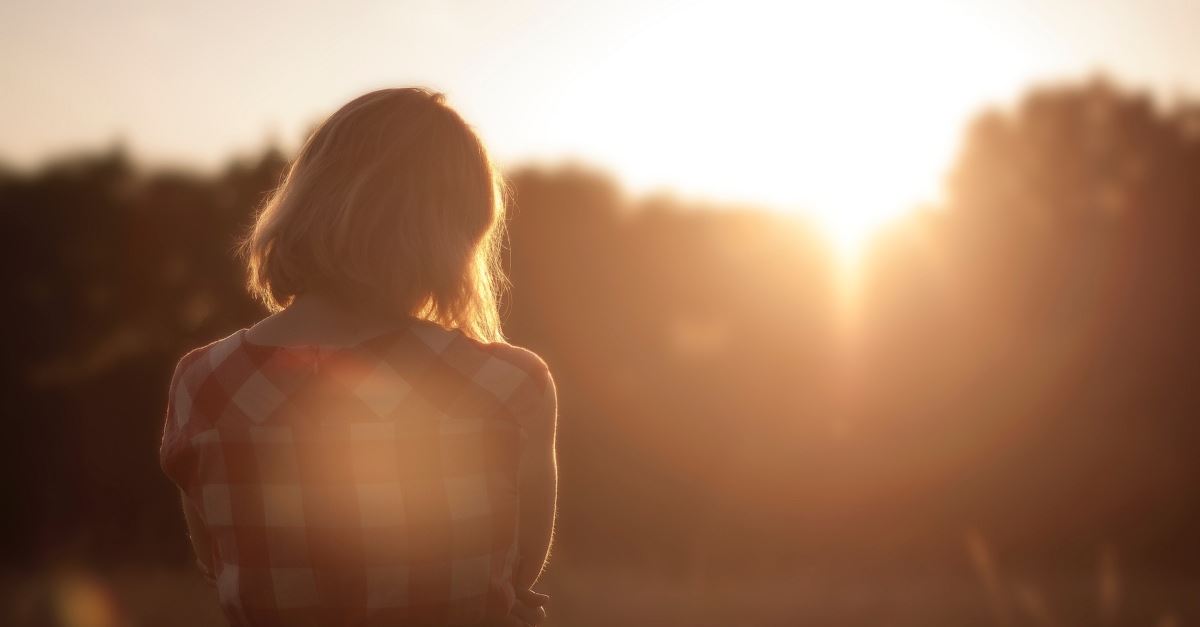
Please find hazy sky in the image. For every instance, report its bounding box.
[3,0,1199,224]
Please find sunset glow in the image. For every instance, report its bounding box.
[5,0,1200,624]
[3,0,1200,260]
[570,1,1036,259]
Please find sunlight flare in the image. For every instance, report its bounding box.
[558,0,1042,261]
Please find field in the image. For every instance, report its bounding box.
[4,561,1195,627]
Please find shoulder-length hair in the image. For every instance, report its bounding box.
[239,88,508,342]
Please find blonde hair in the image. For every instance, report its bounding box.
[239,88,508,343]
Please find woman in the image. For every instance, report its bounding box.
[159,88,557,627]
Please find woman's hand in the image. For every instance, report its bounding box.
[502,588,550,626]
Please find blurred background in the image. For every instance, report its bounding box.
[2,1,1199,625]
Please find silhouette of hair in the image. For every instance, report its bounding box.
[238,87,508,342]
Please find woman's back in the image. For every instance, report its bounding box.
[160,88,558,626]
[160,317,552,626]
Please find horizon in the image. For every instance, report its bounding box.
[5,0,1200,253]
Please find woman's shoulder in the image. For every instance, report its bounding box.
[461,334,553,393]
[481,341,552,382]
[402,319,552,384]
[160,330,248,480]
[169,328,246,390]
[392,323,555,414]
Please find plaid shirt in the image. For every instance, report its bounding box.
[160,319,554,627]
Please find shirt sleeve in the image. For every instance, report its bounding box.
[495,345,556,443]
[159,352,199,491]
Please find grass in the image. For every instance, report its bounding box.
[2,555,1194,626]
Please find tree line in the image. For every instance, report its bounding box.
[2,77,1197,577]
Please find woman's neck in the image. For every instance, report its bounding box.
[245,290,406,348]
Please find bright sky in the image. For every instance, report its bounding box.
[3,0,1199,249]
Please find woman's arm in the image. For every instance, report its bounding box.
[513,375,558,593]
[179,489,217,585]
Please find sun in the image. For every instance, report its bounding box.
[536,0,1036,263]
[818,210,885,265]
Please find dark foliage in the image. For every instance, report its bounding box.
[1,79,1197,596]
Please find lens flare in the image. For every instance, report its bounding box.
[53,571,120,627]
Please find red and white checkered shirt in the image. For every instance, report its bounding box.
[159,319,554,627]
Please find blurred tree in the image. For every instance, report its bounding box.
[0,78,1197,585]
